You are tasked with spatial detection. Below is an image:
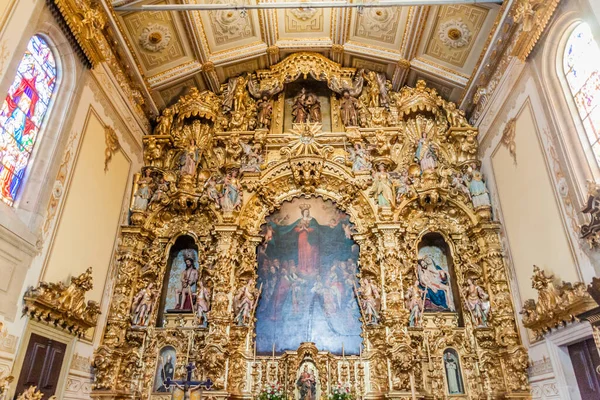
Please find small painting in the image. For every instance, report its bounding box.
[163,248,199,313]
[153,346,176,393]
[255,197,362,355]
[296,361,319,400]
[417,245,456,312]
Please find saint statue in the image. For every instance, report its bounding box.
[296,365,317,400]
[443,351,464,394]
[132,169,153,211]
[221,169,242,212]
[257,96,273,129]
[174,256,199,311]
[157,355,175,392]
[464,278,490,327]
[468,169,491,208]
[395,170,411,202]
[405,280,423,327]
[340,90,360,127]
[150,177,169,207]
[241,142,263,173]
[358,277,381,325]
[415,134,437,172]
[451,173,471,200]
[233,278,258,326]
[370,163,395,208]
[180,140,199,177]
[292,88,322,124]
[131,283,157,326]
[195,279,211,328]
[348,143,372,172]
[417,255,454,312]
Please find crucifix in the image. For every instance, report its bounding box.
[165,362,213,400]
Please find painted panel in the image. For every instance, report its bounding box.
[255,197,361,355]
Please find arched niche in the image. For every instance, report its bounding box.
[415,232,462,324]
[443,348,465,395]
[153,345,176,393]
[254,196,363,356]
[157,234,201,326]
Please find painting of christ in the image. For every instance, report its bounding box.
[255,197,362,355]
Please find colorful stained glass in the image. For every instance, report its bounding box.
[564,23,600,167]
[0,35,56,205]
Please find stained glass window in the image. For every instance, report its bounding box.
[0,35,57,206]
[563,23,600,168]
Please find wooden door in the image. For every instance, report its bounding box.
[14,333,66,399]
[568,338,600,399]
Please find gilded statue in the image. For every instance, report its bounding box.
[57,267,94,316]
[363,70,389,108]
[155,106,175,135]
[225,133,244,168]
[223,75,250,113]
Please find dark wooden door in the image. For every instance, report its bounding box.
[14,333,66,399]
[568,338,600,399]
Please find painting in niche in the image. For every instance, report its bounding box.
[417,244,456,312]
[443,348,464,395]
[153,346,176,393]
[284,81,332,132]
[255,197,362,355]
[163,247,199,313]
[295,361,319,400]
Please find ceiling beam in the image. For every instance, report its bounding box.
[115,0,503,12]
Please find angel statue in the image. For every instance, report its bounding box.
[247,75,283,129]
[233,279,260,326]
[363,70,389,108]
[131,283,157,327]
[347,142,372,172]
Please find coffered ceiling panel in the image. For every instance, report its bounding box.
[276,5,333,43]
[197,0,264,54]
[348,7,410,52]
[416,4,499,76]
[119,2,196,77]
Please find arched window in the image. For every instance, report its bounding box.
[563,23,600,168]
[0,35,57,205]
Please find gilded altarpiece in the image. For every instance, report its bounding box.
[91,53,529,400]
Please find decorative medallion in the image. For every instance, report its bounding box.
[139,23,172,52]
[289,6,318,21]
[438,19,472,49]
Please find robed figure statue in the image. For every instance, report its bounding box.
[296,365,317,400]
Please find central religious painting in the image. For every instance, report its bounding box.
[255,197,362,355]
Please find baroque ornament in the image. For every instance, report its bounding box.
[521,265,596,339]
[23,267,100,337]
[138,23,172,52]
[91,52,528,400]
